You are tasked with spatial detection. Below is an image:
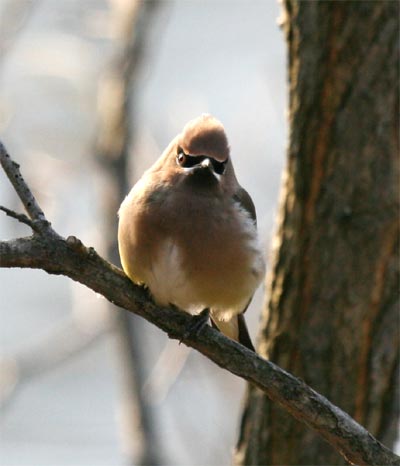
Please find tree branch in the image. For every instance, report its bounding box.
[94,1,162,463]
[0,205,34,229]
[0,141,53,235]
[0,145,399,466]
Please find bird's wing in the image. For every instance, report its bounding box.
[233,187,257,226]
[209,188,258,351]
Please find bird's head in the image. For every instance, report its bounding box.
[153,115,237,192]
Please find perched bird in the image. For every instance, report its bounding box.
[118,115,265,351]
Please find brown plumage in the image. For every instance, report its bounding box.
[180,115,229,161]
[118,114,265,351]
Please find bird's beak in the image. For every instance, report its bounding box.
[200,158,212,169]
[182,156,221,183]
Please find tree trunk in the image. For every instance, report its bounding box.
[236,1,399,465]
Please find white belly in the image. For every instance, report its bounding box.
[146,238,203,313]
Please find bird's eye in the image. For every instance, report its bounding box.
[177,152,186,165]
[176,149,202,168]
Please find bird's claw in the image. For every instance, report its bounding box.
[180,308,210,344]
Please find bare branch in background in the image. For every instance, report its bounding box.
[94,1,162,465]
[0,7,165,461]
[1,145,399,466]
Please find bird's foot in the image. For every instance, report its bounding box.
[180,308,210,343]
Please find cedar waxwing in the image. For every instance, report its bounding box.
[118,114,265,351]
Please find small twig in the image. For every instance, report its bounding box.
[0,142,53,235]
[0,205,35,229]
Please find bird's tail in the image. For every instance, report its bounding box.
[210,313,255,352]
[237,313,255,352]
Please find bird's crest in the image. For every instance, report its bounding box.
[180,114,230,162]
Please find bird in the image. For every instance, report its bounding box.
[118,114,265,351]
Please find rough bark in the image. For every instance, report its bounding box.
[236,1,399,465]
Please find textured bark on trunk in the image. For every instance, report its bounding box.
[236,1,399,465]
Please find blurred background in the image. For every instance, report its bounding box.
[0,0,286,464]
